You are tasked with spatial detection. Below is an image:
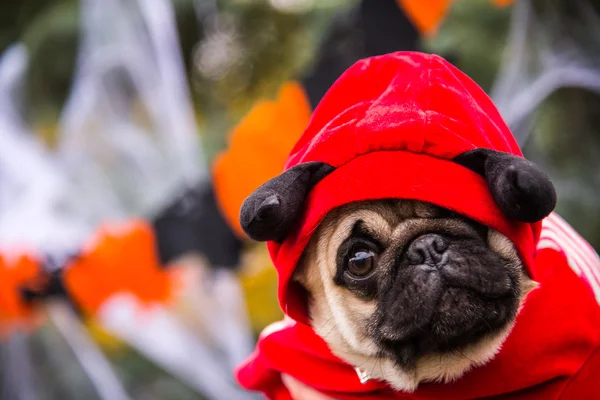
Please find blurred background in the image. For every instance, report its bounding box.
[0,0,599,399]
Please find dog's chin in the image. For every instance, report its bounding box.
[305,268,526,393]
[371,250,522,371]
[374,285,519,371]
[317,289,522,393]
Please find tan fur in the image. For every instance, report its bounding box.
[293,200,537,392]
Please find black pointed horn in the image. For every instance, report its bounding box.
[240,162,334,242]
[454,148,556,223]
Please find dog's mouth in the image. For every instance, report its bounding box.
[375,286,519,369]
[370,234,521,369]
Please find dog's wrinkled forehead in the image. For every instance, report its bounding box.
[329,200,449,223]
[320,200,473,243]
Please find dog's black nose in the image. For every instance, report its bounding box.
[405,234,449,265]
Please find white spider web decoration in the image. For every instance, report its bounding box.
[491,0,600,147]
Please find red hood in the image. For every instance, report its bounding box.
[236,51,600,399]
[268,51,540,324]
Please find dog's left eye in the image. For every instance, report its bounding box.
[346,247,377,278]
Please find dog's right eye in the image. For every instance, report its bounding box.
[346,246,378,279]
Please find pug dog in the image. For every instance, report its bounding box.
[236,144,557,396]
[235,52,600,399]
[292,199,538,392]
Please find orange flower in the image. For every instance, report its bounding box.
[0,252,43,336]
[212,81,312,238]
[63,220,172,316]
[396,0,453,37]
[396,0,515,36]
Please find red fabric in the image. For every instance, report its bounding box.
[559,346,600,399]
[235,52,600,398]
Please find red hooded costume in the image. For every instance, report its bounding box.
[235,52,600,399]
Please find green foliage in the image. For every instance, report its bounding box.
[171,0,205,88]
[22,0,79,134]
[0,0,61,54]
[185,0,349,160]
[191,1,320,158]
[525,89,600,249]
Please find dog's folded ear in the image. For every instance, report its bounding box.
[454,148,556,223]
[240,161,334,242]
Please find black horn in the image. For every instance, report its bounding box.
[454,148,556,223]
[240,162,334,242]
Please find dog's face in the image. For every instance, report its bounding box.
[293,199,537,392]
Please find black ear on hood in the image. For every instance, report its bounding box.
[240,162,334,242]
[454,148,556,223]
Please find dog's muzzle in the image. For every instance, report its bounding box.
[372,233,520,368]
